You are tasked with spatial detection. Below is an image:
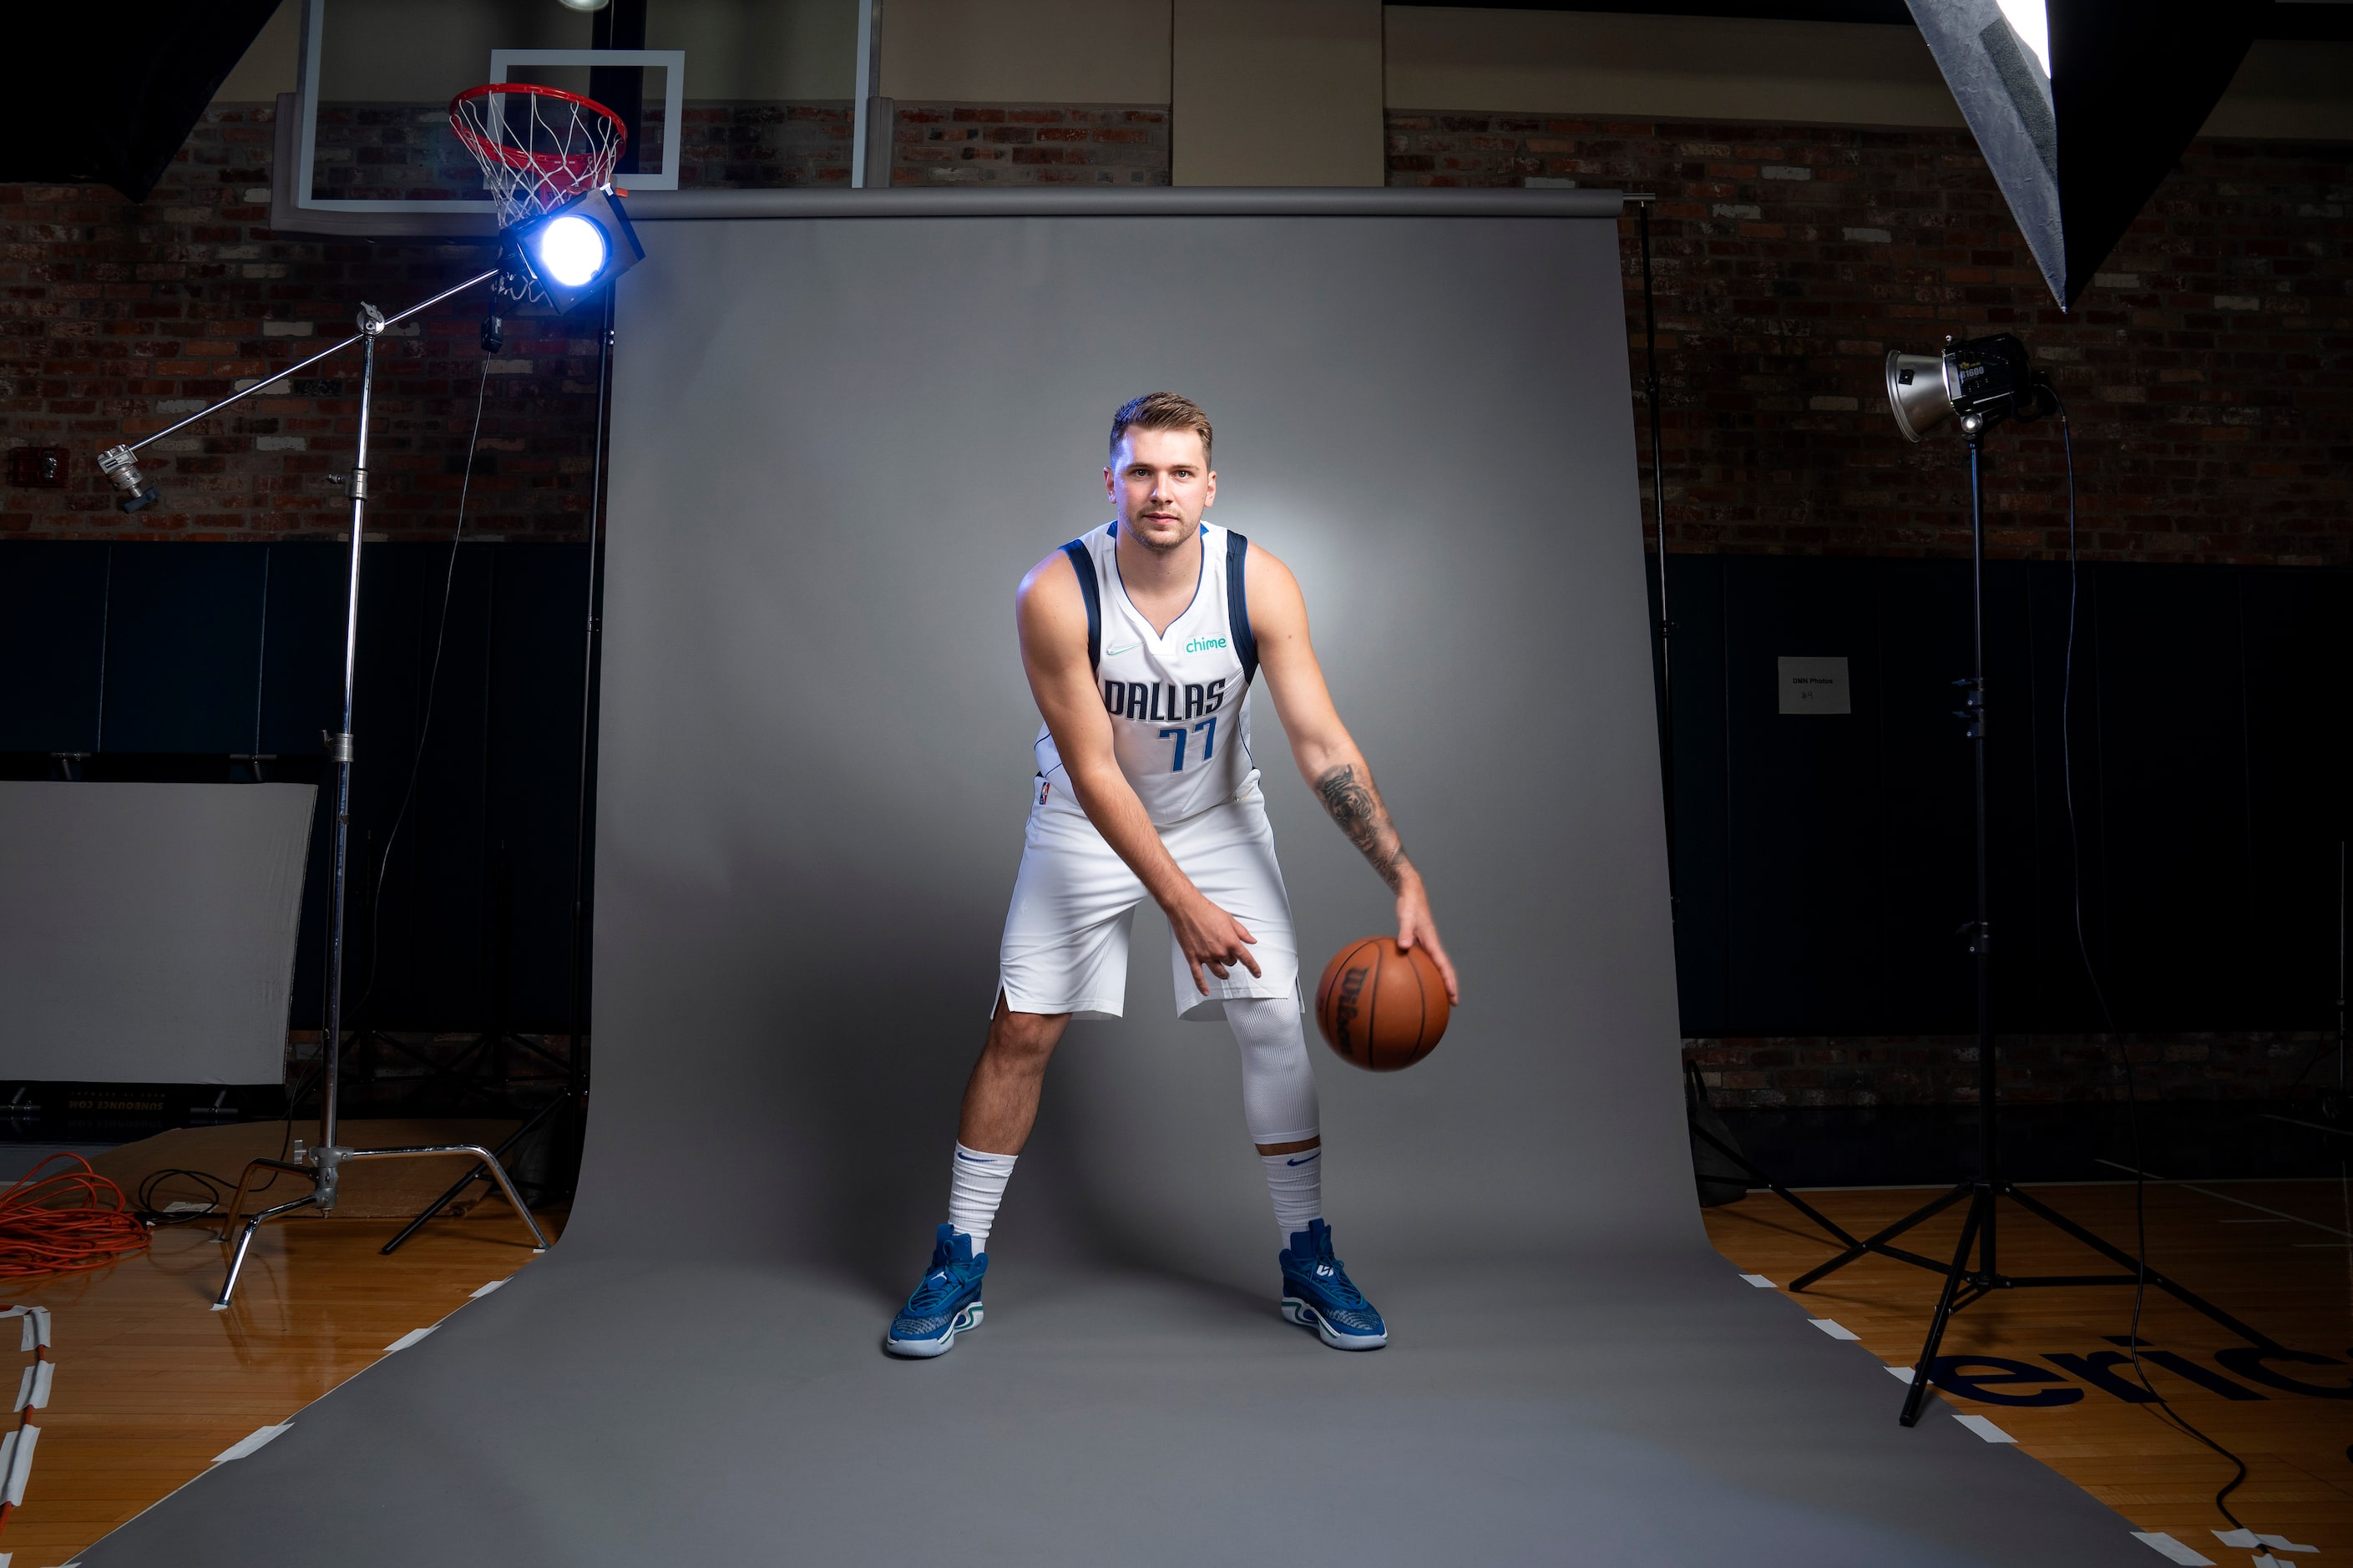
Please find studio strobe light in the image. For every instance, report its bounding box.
[1885,333,2051,442]
[503,189,645,313]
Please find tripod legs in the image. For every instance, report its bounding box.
[379,1095,573,1257]
[1899,1186,1986,1426]
[1789,1182,1971,1292]
[2003,1185,2279,1349]
[212,1145,552,1310]
[214,1182,326,1311]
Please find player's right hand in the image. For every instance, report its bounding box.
[1167,890,1261,995]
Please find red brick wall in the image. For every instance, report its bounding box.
[892,104,1171,186]
[0,99,1169,541]
[1389,113,2353,568]
[0,104,609,543]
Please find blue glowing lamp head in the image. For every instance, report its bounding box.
[534,213,610,289]
[501,189,644,311]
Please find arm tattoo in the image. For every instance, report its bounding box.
[1314,764,1412,892]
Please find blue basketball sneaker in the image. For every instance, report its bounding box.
[884,1224,987,1358]
[1279,1219,1387,1351]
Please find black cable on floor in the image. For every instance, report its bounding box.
[2055,396,2257,1535]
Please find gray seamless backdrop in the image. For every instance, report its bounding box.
[81,199,2158,1566]
[573,209,1693,1276]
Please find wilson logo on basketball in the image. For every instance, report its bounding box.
[1332,966,1369,1050]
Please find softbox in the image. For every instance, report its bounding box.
[1904,0,2263,307]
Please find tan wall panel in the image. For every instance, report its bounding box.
[649,0,862,100]
[881,0,1171,104]
[1173,0,1383,185]
[2200,41,2353,140]
[1384,8,2353,143]
[1384,8,1961,128]
[216,0,301,102]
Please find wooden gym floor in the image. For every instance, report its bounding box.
[0,1178,2345,1564]
[1703,1179,2353,1560]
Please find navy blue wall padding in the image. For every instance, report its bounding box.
[1225,529,1257,685]
[0,543,109,752]
[1661,554,2353,1038]
[1060,539,1100,670]
[6,540,2345,1042]
[100,544,268,753]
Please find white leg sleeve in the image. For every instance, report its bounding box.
[1225,994,1320,1146]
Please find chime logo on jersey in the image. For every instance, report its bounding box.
[1103,678,1227,723]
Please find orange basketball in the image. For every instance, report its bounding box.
[1314,937,1450,1071]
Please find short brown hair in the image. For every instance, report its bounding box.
[1109,392,1212,467]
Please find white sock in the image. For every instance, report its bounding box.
[947,1142,1016,1257]
[1262,1145,1323,1245]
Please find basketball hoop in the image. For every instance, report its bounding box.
[449,83,627,230]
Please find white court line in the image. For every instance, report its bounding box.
[1808,1318,1860,1340]
[2093,1161,2352,1239]
[213,1424,290,1463]
[1738,1273,1776,1288]
[382,1328,436,1353]
[2131,1531,2215,1565]
[1952,1414,2014,1444]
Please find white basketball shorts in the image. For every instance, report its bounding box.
[996,774,1300,1022]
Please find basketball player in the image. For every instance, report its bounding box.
[885,393,1459,1358]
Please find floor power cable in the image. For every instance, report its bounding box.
[2055,397,2265,1545]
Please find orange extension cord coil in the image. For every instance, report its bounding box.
[0,1154,149,1280]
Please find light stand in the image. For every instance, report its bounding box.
[1789,337,2281,1423]
[99,252,645,1305]
[104,273,555,1307]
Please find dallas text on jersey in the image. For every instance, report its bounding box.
[1101,678,1230,723]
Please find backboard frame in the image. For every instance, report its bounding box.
[283,0,683,235]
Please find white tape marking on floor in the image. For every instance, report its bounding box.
[1808,1318,1860,1340]
[26,1361,53,1412]
[0,1424,33,1505]
[1952,1414,2015,1443]
[1885,1364,1914,1382]
[2130,1532,2215,1565]
[469,1279,508,1299]
[382,1327,437,1353]
[2214,1530,2318,1554]
[212,1424,291,1463]
[12,1366,31,1414]
[1738,1273,1776,1288]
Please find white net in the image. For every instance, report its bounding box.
[448,85,626,229]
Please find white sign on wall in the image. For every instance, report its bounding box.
[1778,656,1852,715]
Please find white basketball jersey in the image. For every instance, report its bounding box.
[1035,520,1258,826]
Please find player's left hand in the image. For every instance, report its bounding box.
[1394,878,1460,1004]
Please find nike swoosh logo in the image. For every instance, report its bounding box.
[1286,1154,1321,1166]
[1104,641,1141,658]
